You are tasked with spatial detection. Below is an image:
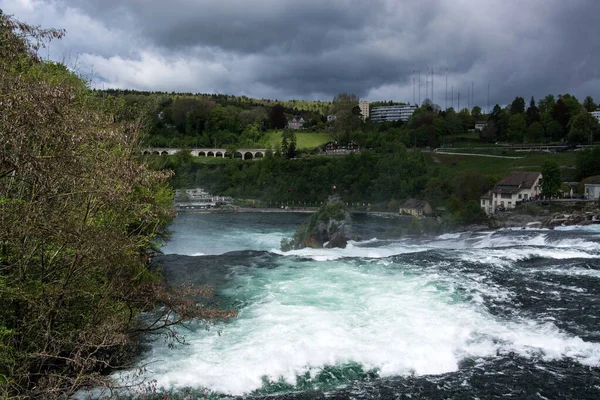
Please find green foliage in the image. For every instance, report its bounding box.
[507,113,527,143]
[568,112,599,144]
[541,161,562,198]
[576,147,600,179]
[583,96,597,113]
[526,121,544,143]
[281,199,348,250]
[0,13,235,398]
[510,96,526,115]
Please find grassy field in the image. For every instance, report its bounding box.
[425,151,579,181]
[261,130,332,150]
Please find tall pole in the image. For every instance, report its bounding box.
[451,86,454,109]
[425,67,429,102]
[445,68,448,110]
[413,69,416,105]
[418,69,421,106]
[458,92,460,111]
[472,81,475,110]
[467,86,470,110]
[487,83,490,114]
[432,67,434,106]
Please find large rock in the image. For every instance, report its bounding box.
[282,195,352,250]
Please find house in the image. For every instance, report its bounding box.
[475,121,488,131]
[323,141,360,155]
[480,171,542,214]
[584,176,600,200]
[288,117,305,129]
[399,199,433,217]
[591,109,600,122]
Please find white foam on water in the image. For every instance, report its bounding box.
[119,259,600,396]
[274,241,431,260]
[458,247,598,266]
[437,233,463,240]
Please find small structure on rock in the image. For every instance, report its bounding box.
[281,195,352,250]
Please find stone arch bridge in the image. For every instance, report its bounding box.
[141,148,268,160]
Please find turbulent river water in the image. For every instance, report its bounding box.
[112,213,600,399]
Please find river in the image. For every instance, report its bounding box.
[106,213,600,399]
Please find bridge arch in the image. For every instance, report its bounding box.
[207,151,214,157]
[233,151,242,159]
[254,151,264,159]
[244,152,253,160]
[215,151,224,158]
[198,151,206,157]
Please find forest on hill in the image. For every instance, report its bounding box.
[102,86,600,151]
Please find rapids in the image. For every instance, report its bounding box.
[98,214,600,399]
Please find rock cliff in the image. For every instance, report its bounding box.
[281,195,352,250]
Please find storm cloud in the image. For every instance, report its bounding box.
[2,0,599,108]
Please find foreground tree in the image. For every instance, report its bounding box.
[0,12,234,398]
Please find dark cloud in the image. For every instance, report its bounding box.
[1,0,599,106]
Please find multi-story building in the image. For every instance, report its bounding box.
[288,117,305,129]
[370,105,417,122]
[358,101,369,121]
[591,109,600,121]
[480,172,542,214]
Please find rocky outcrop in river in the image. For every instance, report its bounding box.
[281,195,352,250]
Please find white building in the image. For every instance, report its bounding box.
[584,176,600,200]
[475,121,488,131]
[288,117,305,129]
[370,105,417,122]
[591,110,600,121]
[359,101,369,121]
[174,188,232,209]
[480,171,542,214]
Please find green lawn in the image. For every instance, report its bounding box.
[425,151,579,181]
[261,130,333,150]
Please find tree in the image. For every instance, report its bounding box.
[568,112,600,144]
[525,96,540,126]
[269,104,287,129]
[0,13,235,398]
[488,104,509,140]
[583,96,597,112]
[554,95,581,131]
[457,108,474,131]
[546,120,565,141]
[331,93,361,140]
[471,105,482,119]
[507,113,527,143]
[510,96,525,115]
[576,147,600,179]
[526,121,544,143]
[480,122,498,142]
[331,93,359,113]
[541,161,562,199]
[538,94,556,117]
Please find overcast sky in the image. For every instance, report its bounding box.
[2,0,599,109]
